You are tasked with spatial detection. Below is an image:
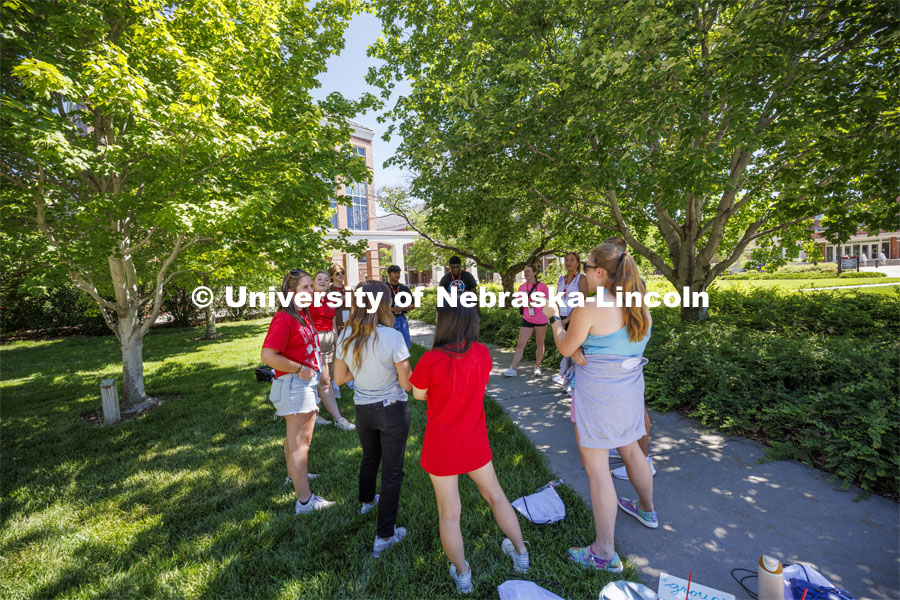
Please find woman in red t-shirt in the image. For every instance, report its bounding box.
[261,269,334,514]
[409,305,530,593]
[309,271,355,430]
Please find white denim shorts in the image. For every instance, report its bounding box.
[270,371,320,416]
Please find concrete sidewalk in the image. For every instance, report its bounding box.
[409,320,899,599]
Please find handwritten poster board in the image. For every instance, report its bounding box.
[657,573,736,600]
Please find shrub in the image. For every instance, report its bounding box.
[722,271,885,280]
[776,263,838,274]
[644,321,899,496]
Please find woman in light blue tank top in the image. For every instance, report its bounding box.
[543,240,657,573]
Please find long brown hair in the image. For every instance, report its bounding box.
[589,240,649,342]
[279,269,313,326]
[433,304,479,356]
[339,280,394,368]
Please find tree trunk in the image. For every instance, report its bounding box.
[204,306,217,338]
[202,275,217,338]
[671,275,710,323]
[500,270,517,293]
[120,326,148,406]
[680,303,709,322]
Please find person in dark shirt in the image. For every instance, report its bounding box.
[439,256,479,293]
[387,265,412,348]
[438,256,480,317]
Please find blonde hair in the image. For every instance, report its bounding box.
[339,280,394,368]
[589,240,649,342]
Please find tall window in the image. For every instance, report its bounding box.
[346,181,368,230]
[329,198,338,227]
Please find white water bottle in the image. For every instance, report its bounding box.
[758,554,784,600]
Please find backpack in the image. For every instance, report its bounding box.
[255,366,275,383]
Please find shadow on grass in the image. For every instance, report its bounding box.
[3,334,629,598]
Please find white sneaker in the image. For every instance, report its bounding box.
[334,417,356,431]
[501,538,529,573]
[295,494,335,514]
[533,367,542,376]
[372,526,407,558]
[449,561,473,594]
[551,374,566,386]
[346,381,354,390]
[612,456,656,480]
[360,494,380,515]
[502,368,516,377]
[285,474,317,485]
[315,415,332,426]
[332,381,341,398]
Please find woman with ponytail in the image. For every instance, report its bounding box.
[543,240,656,573]
[333,281,412,558]
[261,269,335,514]
[601,237,656,481]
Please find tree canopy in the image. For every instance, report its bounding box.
[370,0,898,319]
[1,0,374,402]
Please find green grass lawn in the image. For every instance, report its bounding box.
[715,277,900,290]
[1,319,633,599]
[643,277,900,295]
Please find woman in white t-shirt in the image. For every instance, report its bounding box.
[552,252,589,386]
[334,281,412,559]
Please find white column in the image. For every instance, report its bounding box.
[346,253,360,288]
[431,263,442,286]
[392,241,407,284]
[465,258,478,281]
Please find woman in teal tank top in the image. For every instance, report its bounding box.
[543,240,657,573]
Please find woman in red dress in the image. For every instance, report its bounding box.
[409,305,529,594]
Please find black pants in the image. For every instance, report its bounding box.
[355,401,410,538]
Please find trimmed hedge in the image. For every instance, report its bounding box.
[408,285,900,496]
[723,271,886,280]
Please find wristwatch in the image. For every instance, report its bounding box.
[296,364,305,375]
[549,316,561,324]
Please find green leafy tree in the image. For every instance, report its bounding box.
[378,186,593,291]
[370,0,898,320]
[1,0,373,404]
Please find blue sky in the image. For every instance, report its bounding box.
[311,11,412,201]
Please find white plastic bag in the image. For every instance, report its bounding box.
[601,580,659,600]
[498,580,564,600]
[511,482,565,524]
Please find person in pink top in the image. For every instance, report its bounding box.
[503,265,550,377]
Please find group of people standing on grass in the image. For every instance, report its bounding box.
[260,238,657,594]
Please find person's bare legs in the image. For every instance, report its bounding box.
[509,327,534,370]
[618,440,654,513]
[429,473,467,574]
[467,461,526,554]
[285,411,317,502]
[636,407,651,456]
[317,363,344,422]
[575,425,617,559]
[534,325,547,367]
